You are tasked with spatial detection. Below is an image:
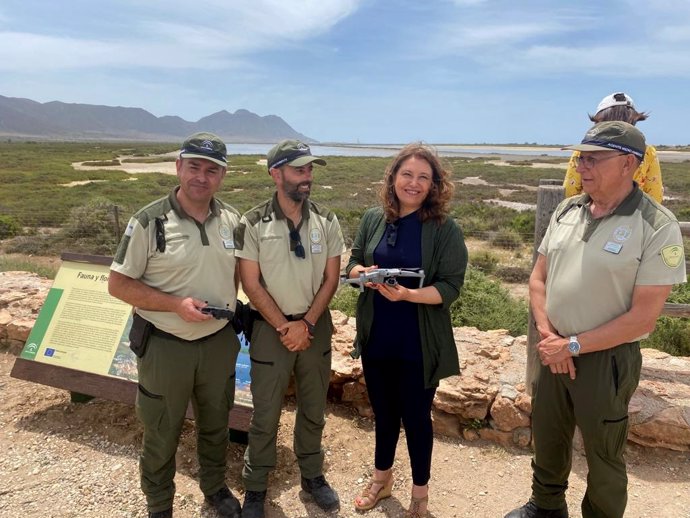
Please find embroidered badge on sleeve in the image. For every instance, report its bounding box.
[660,245,683,268]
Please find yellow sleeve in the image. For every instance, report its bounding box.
[634,145,663,204]
[563,151,582,198]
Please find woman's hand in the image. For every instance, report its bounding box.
[350,264,379,290]
[372,281,409,302]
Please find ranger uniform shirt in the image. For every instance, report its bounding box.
[539,184,686,339]
[234,193,345,316]
[111,187,241,340]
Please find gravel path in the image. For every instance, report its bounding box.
[1,351,689,518]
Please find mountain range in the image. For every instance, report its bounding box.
[0,95,312,142]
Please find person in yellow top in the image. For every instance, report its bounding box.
[563,92,663,203]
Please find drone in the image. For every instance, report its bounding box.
[340,268,425,293]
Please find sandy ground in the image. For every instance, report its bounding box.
[1,351,689,518]
[69,146,690,178]
[71,156,571,176]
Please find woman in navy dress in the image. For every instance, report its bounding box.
[346,143,468,517]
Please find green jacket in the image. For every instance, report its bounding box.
[345,207,468,388]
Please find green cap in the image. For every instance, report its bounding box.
[563,121,645,160]
[267,140,326,171]
[179,132,228,167]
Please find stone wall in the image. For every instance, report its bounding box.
[2,271,689,451]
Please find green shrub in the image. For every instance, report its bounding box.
[676,207,690,221]
[666,276,690,304]
[489,229,523,250]
[451,266,528,336]
[469,250,499,274]
[0,214,21,239]
[643,316,690,356]
[0,256,58,279]
[510,212,535,243]
[642,275,690,356]
[495,265,531,283]
[4,234,58,255]
[60,196,120,255]
[330,284,359,316]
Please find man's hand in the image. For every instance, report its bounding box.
[548,358,577,380]
[177,297,213,322]
[536,322,558,341]
[277,321,311,351]
[538,335,576,379]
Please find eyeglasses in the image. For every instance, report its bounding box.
[386,222,398,247]
[289,229,306,259]
[574,153,625,169]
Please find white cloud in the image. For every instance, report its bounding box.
[444,21,569,49]
[0,32,244,70]
[409,4,690,79]
[0,0,361,71]
[138,0,359,50]
[501,43,690,78]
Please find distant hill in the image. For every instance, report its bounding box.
[0,95,313,142]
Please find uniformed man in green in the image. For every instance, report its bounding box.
[506,121,686,518]
[109,133,242,518]
[234,140,345,518]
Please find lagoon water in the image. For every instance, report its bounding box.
[227,142,573,158]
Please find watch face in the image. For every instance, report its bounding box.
[568,340,580,355]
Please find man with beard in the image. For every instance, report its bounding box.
[234,140,345,518]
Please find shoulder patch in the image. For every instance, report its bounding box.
[233,223,246,250]
[243,200,273,226]
[135,196,172,229]
[639,196,676,231]
[660,245,684,268]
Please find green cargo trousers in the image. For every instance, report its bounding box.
[242,311,333,491]
[136,324,240,513]
[530,341,642,518]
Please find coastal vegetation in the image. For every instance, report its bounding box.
[0,140,688,353]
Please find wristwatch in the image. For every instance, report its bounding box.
[568,335,581,357]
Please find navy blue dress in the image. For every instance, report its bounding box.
[361,210,435,485]
[367,210,423,361]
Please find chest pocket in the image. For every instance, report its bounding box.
[150,219,195,270]
[258,234,289,264]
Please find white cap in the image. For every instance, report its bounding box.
[596,92,635,114]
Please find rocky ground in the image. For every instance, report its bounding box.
[1,351,689,518]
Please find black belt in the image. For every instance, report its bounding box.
[250,309,306,322]
[150,321,230,343]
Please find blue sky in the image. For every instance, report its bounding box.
[1,0,689,145]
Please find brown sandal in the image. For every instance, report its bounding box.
[405,494,428,518]
[354,470,394,511]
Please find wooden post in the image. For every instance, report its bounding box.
[526,179,564,394]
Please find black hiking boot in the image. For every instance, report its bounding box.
[205,485,241,518]
[504,501,568,518]
[300,475,340,512]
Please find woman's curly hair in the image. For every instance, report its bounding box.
[378,142,454,224]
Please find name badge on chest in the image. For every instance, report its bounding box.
[603,241,622,254]
[310,228,323,254]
